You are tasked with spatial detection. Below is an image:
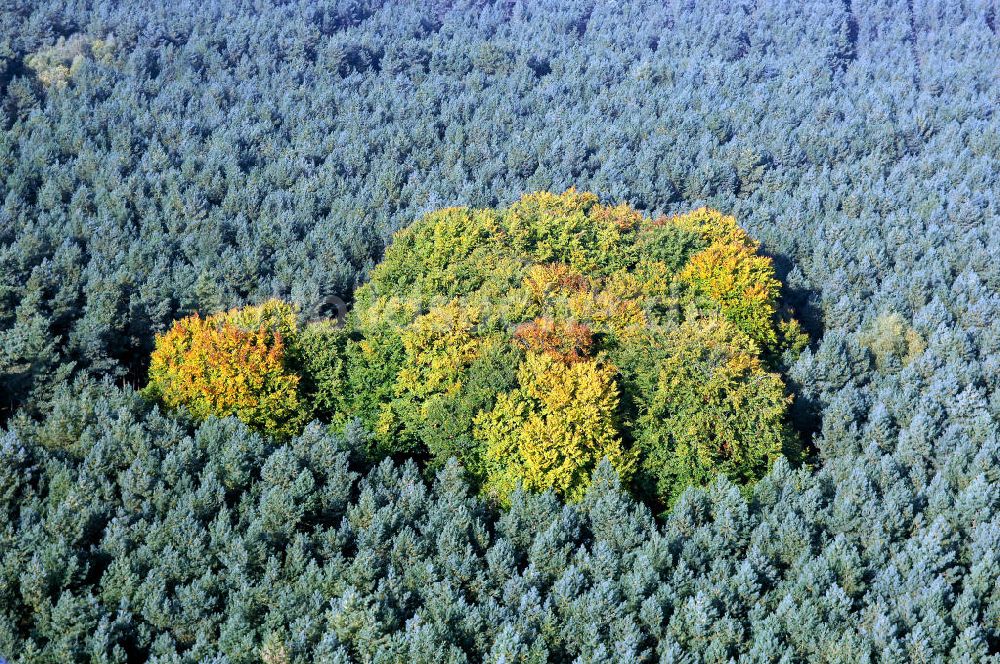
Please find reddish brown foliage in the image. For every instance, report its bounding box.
[514,317,594,363]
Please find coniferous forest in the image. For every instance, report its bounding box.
[1,0,999,662]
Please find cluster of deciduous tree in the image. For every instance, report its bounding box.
[145,191,805,509]
[1,0,996,436]
[1,0,998,660]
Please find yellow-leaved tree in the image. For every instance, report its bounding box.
[475,351,636,503]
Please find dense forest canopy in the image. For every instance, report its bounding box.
[1,0,998,661]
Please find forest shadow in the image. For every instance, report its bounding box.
[769,251,825,342]
[768,251,826,452]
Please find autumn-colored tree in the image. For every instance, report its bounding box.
[396,302,486,399]
[522,263,590,302]
[859,311,925,371]
[361,205,521,303]
[513,317,593,363]
[678,241,782,350]
[388,302,495,457]
[145,300,306,437]
[502,189,639,273]
[475,352,635,503]
[322,192,803,501]
[665,207,757,250]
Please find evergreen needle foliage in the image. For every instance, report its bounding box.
[1,0,998,660]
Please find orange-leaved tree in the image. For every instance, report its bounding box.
[513,317,594,364]
[144,299,307,437]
